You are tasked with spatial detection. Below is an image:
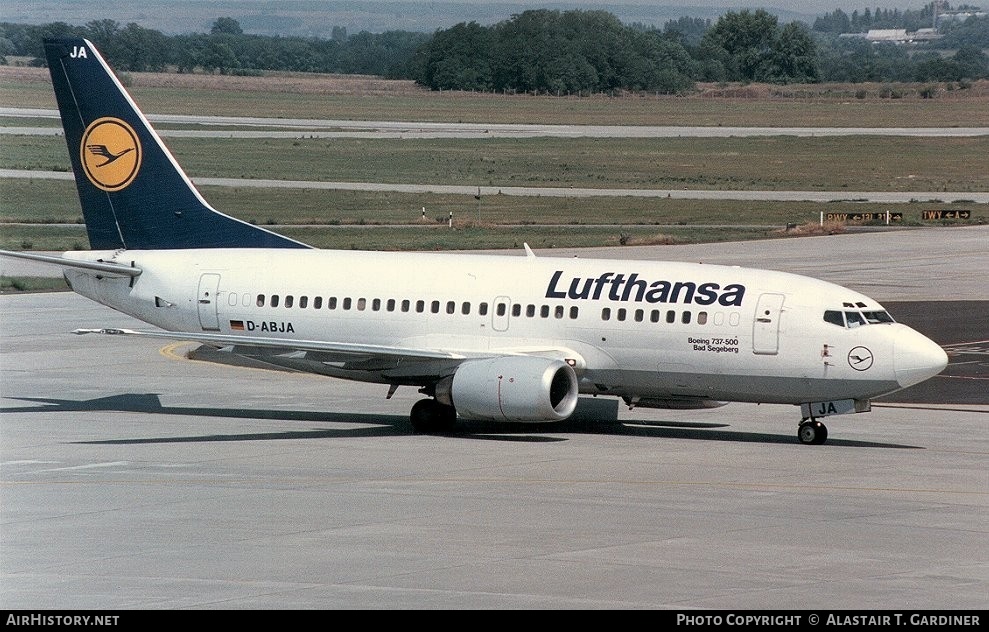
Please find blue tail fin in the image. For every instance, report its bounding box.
[44,38,310,250]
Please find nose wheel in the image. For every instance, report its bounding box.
[798,419,828,445]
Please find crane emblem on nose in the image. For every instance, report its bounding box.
[848,346,874,371]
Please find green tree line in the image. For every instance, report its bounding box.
[1,6,987,93]
[0,18,427,77]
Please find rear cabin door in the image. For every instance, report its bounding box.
[197,273,221,331]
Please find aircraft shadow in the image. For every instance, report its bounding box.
[1,393,921,449]
[2,394,409,443]
[456,418,921,449]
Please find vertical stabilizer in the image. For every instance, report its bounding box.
[44,38,310,250]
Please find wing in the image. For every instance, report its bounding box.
[73,328,583,386]
[74,327,464,360]
[75,328,476,385]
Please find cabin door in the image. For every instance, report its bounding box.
[197,273,221,331]
[752,293,785,355]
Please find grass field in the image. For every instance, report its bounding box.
[5,134,989,194]
[1,66,986,251]
[4,66,989,127]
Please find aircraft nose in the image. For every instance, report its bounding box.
[894,328,948,389]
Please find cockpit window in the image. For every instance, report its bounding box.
[824,310,845,327]
[824,309,895,328]
[863,311,895,324]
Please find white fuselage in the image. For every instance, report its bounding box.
[64,248,941,406]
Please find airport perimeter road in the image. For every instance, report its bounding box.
[4,108,989,138]
[1,227,987,609]
[4,168,989,204]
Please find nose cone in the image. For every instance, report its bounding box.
[894,327,948,389]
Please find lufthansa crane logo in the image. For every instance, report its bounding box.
[847,346,874,371]
[80,117,141,192]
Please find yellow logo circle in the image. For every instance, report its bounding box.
[80,117,142,192]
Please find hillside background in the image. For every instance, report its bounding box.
[3,1,816,36]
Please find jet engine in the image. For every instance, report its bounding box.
[435,356,579,422]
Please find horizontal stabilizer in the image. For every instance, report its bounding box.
[0,250,142,277]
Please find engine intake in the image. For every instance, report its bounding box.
[436,356,579,422]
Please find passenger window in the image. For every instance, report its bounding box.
[342,298,352,310]
[357,298,366,311]
[328,297,337,309]
[479,303,488,316]
[617,308,627,321]
[314,297,323,309]
[257,294,265,307]
[540,305,549,318]
[634,309,643,322]
[602,308,611,321]
[387,299,395,312]
[681,311,691,324]
[446,301,455,314]
[496,303,506,317]
[285,295,294,308]
[526,304,536,317]
[698,312,707,325]
[373,298,381,311]
[650,310,660,323]
[271,295,280,308]
[462,302,470,315]
[401,299,410,312]
[512,304,521,317]
[431,300,440,314]
[416,300,425,313]
[666,310,676,324]
[299,296,308,309]
[555,305,564,319]
[569,306,579,319]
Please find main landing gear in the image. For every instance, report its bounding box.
[410,398,457,434]
[798,418,828,445]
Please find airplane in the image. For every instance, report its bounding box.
[0,37,949,445]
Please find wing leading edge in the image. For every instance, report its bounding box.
[73,327,466,361]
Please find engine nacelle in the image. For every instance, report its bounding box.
[435,356,579,422]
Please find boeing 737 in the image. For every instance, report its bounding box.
[1,38,949,444]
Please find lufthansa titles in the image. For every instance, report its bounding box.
[546,270,745,306]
